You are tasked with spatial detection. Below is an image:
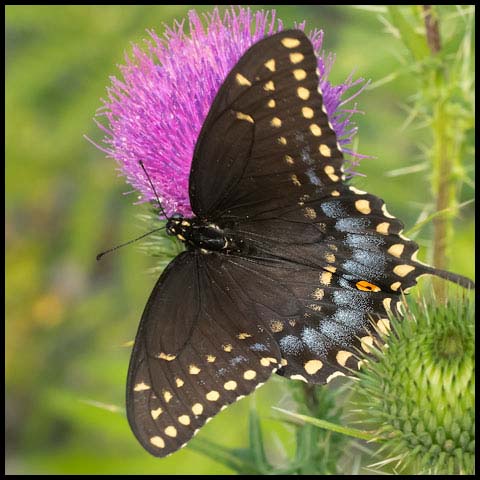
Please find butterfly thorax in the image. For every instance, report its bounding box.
[166,215,242,253]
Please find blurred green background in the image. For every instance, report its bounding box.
[5,5,474,475]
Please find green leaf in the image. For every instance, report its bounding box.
[388,6,430,61]
[273,407,375,442]
[247,406,271,472]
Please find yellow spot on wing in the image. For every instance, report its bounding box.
[236,112,254,123]
[324,165,339,182]
[383,297,392,311]
[360,336,374,353]
[376,222,390,235]
[355,199,371,214]
[163,390,173,403]
[293,69,307,81]
[260,357,277,367]
[291,174,301,186]
[134,382,150,392]
[326,371,346,383]
[289,52,304,63]
[336,350,353,367]
[206,391,220,401]
[158,352,176,361]
[309,124,322,136]
[192,403,203,415]
[319,144,331,157]
[264,59,275,71]
[312,288,324,300]
[237,332,252,340]
[150,436,165,448]
[377,318,391,335]
[281,37,301,48]
[224,380,237,391]
[290,374,308,383]
[278,136,287,145]
[178,415,191,426]
[164,426,177,438]
[297,86,310,100]
[381,204,396,218]
[189,364,201,374]
[302,106,314,119]
[175,378,184,387]
[151,407,163,419]
[270,320,284,333]
[388,244,405,258]
[243,370,257,380]
[267,99,275,108]
[331,190,340,197]
[285,155,294,165]
[304,207,316,219]
[222,344,233,352]
[349,186,366,194]
[324,265,336,273]
[325,253,335,263]
[264,80,275,91]
[390,281,401,291]
[320,271,332,285]
[393,264,415,277]
[235,73,251,86]
[206,354,216,363]
[304,359,323,375]
[270,117,282,127]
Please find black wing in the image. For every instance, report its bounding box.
[127,252,292,457]
[187,28,474,386]
[189,29,343,219]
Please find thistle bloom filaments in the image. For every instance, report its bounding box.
[93,7,366,217]
[352,295,474,475]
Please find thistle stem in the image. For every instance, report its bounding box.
[422,5,455,299]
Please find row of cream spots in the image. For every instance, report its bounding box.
[138,359,273,408]
[142,344,274,423]
[148,366,278,450]
[234,36,344,187]
[263,44,339,186]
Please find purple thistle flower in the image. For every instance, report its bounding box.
[93,6,368,218]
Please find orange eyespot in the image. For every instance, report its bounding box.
[356,280,381,292]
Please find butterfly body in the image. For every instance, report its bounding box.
[166,215,247,254]
[126,29,474,457]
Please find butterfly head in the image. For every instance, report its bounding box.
[166,213,189,239]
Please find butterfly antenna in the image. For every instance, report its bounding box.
[139,160,169,220]
[96,226,166,261]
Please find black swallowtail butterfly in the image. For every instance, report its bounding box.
[125,30,474,457]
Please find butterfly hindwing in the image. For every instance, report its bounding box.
[127,252,290,457]
[233,256,393,384]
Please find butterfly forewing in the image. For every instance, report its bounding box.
[190,30,343,219]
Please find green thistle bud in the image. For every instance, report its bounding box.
[351,292,474,475]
